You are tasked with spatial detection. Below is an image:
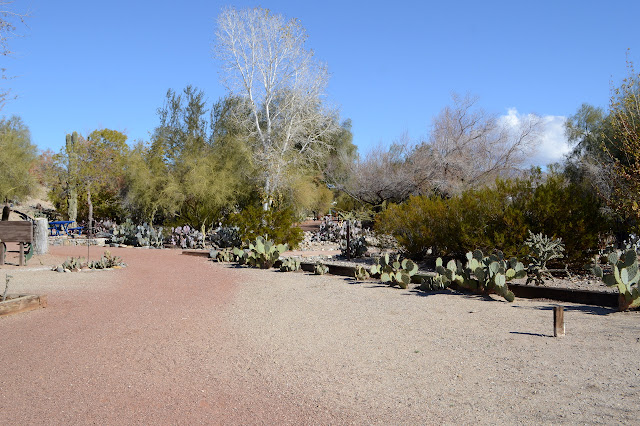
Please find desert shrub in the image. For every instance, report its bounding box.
[376,169,610,266]
[228,204,303,248]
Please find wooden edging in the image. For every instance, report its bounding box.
[299,261,619,308]
[198,251,619,308]
[0,294,48,317]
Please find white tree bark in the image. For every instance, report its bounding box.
[33,218,48,255]
[214,7,339,206]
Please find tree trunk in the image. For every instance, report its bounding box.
[87,186,93,237]
[33,218,48,255]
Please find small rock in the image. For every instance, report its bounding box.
[56,266,64,273]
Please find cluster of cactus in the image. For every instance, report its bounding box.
[524,230,565,285]
[88,251,125,269]
[208,225,241,248]
[279,257,301,272]
[110,220,164,248]
[232,247,249,265]
[592,249,640,311]
[210,248,234,262]
[60,256,86,271]
[169,225,204,249]
[243,236,288,269]
[370,254,418,289]
[313,262,329,275]
[422,250,525,302]
[354,265,370,281]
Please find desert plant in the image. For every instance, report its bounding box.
[89,251,125,269]
[231,246,249,265]
[211,248,234,262]
[208,225,241,248]
[169,225,203,249]
[524,230,565,285]
[313,261,329,275]
[279,257,301,272]
[370,253,418,289]
[56,256,86,271]
[353,265,370,281]
[592,249,640,311]
[422,250,526,302]
[245,236,288,269]
[3,274,11,301]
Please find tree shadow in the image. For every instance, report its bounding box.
[511,304,616,316]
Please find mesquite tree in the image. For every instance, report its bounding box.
[214,7,339,209]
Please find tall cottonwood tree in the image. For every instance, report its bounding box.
[214,7,339,208]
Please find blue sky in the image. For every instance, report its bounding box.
[3,0,639,167]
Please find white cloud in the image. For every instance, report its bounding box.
[499,108,571,168]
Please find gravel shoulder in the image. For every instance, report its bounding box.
[1,247,638,424]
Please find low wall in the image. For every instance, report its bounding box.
[48,237,108,247]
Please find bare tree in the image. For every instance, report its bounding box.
[0,1,28,110]
[335,94,542,205]
[333,134,439,208]
[428,93,541,194]
[214,7,339,208]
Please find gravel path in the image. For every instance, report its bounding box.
[1,247,639,424]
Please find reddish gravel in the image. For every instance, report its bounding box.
[0,246,347,424]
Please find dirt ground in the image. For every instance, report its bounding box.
[1,246,639,424]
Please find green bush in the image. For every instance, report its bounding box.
[228,204,303,248]
[376,169,610,266]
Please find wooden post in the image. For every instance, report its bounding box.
[553,305,565,337]
[33,218,49,255]
[18,242,24,266]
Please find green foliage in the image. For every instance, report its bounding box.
[244,236,288,269]
[423,250,525,302]
[313,261,329,275]
[593,249,640,311]
[279,257,301,272]
[353,265,370,281]
[376,169,609,266]
[370,253,418,289]
[524,230,565,285]
[0,116,37,201]
[228,204,303,248]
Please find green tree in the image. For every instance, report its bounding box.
[78,129,129,228]
[0,115,36,200]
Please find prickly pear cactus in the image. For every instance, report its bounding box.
[279,257,301,272]
[354,265,370,281]
[424,249,524,302]
[313,262,329,275]
[247,236,288,269]
[371,254,418,289]
[593,249,640,311]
